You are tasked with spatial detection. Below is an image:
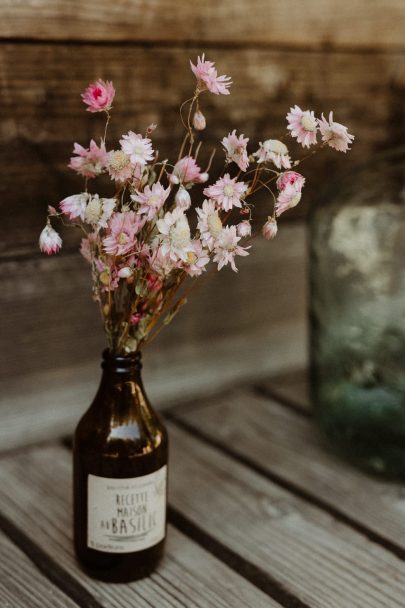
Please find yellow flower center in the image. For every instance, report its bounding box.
[187,251,197,264]
[110,151,129,170]
[223,185,234,197]
[207,213,223,237]
[117,232,128,245]
[301,114,317,132]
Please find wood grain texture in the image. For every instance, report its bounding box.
[0,530,79,608]
[176,387,405,554]
[258,369,311,411]
[1,43,404,256]
[1,1,404,50]
[0,444,279,608]
[0,223,307,383]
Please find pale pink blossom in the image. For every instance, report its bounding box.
[237,220,252,238]
[193,110,206,130]
[254,140,291,169]
[318,112,354,153]
[175,186,192,210]
[149,246,180,277]
[262,217,278,240]
[156,207,194,262]
[222,130,249,172]
[84,194,116,228]
[184,240,210,277]
[196,199,223,250]
[204,173,248,211]
[103,211,143,256]
[80,234,96,262]
[275,183,302,217]
[131,183,170,220]
[212,225,250,272]
[60,193,88,221]
[173,156,205,185]
[120,132,154,166]
[190,54,232,95]
[81,79,115,113]
[287,105,318,148]
[277,170,305,193]
[39,224,62,255]
[107,150,133,182]
[69,140,108,178]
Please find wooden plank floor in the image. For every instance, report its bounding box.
[1,371,404,607]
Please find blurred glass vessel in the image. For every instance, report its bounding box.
[309,147,405,478]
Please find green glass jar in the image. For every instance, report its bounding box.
[309,147,405,478]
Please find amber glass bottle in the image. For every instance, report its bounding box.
[73,350,168,582]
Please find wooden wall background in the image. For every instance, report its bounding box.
[1,1,404,406]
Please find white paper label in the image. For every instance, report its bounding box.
[87,466,167,553]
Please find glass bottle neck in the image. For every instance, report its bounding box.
[101,349,143,379]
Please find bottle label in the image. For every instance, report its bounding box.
[87,465,167,553]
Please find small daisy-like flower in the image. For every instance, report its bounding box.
[39,224,62,255]
[190,54,232,95]
[204,173,248,211]
[107,150,133,182]
[254,140,291,169]
[196,199,224,250]
[286,105,318,148]
[275,183,302,217]
[81,79,115,113]
[318,112,354,153]
[120,131,154,166]
[131,182,170,220]
[84,194,116,228]
[103,211,143,256]
[156,207,194,262]
[184,239,210,277]
[172,156,205,185]
[212,225,250,272]
[276,170,305,193]
[60,192,89,221]
[237,220,252,237]
[69,140,107,178]
[222,130,249,172]
[262,217,278,240]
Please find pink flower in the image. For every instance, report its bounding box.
[196,199,223,250]
[262,217,278,240]
[69,140,107,178]
[173,156,205,185]
[84,194,116,228]
[156,207,193,262]
[149,246,179,277]
[131,182,170,220]
[107,150,133,182]
[204,173,248,211]
[277,171,305,193]
[212,225,250,272]
[81,80,115,113]
[39,224,62,254]
[287,105,318,148]
[120,132,154,166]
[190,54,232,95]
[237,220,252,238]
[193,110,206,130]
[184,240,210,277]
[222,130,249,172]
[318,112,354,153]
[60,193,88,221]
[103,211,143,256]
[80,234,96,262]
[275,183,302,217]
[254,140,291,169]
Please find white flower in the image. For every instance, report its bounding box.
[318,112,355,153]
[254,140,291,169]
[60,193,89,221]
[213,225,250,272]
[184,239,210,276]
[119,131,154,166]
[39,224,62,255]
[175,186,192,210]
[156,207,194,262]
[84,194,116,228]
[196,199,223,250]
[262,217,278,240]
[237,220,252,237]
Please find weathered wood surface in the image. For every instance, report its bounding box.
[1,44,404,257]
[0,530,79,608]
[0,224,307,382]
[174,388,405,554]
[0,444,279,608]
[1,1,404,50]
[258,369,311,411]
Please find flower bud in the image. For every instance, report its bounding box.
[262,217,278,240]
[175,186,192,210]
[118,266,133,279]
[192,110,206,130]
[38,224,62,255]
[199,172,209,183]
[169,174,180,185]
[237,220,252,238]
